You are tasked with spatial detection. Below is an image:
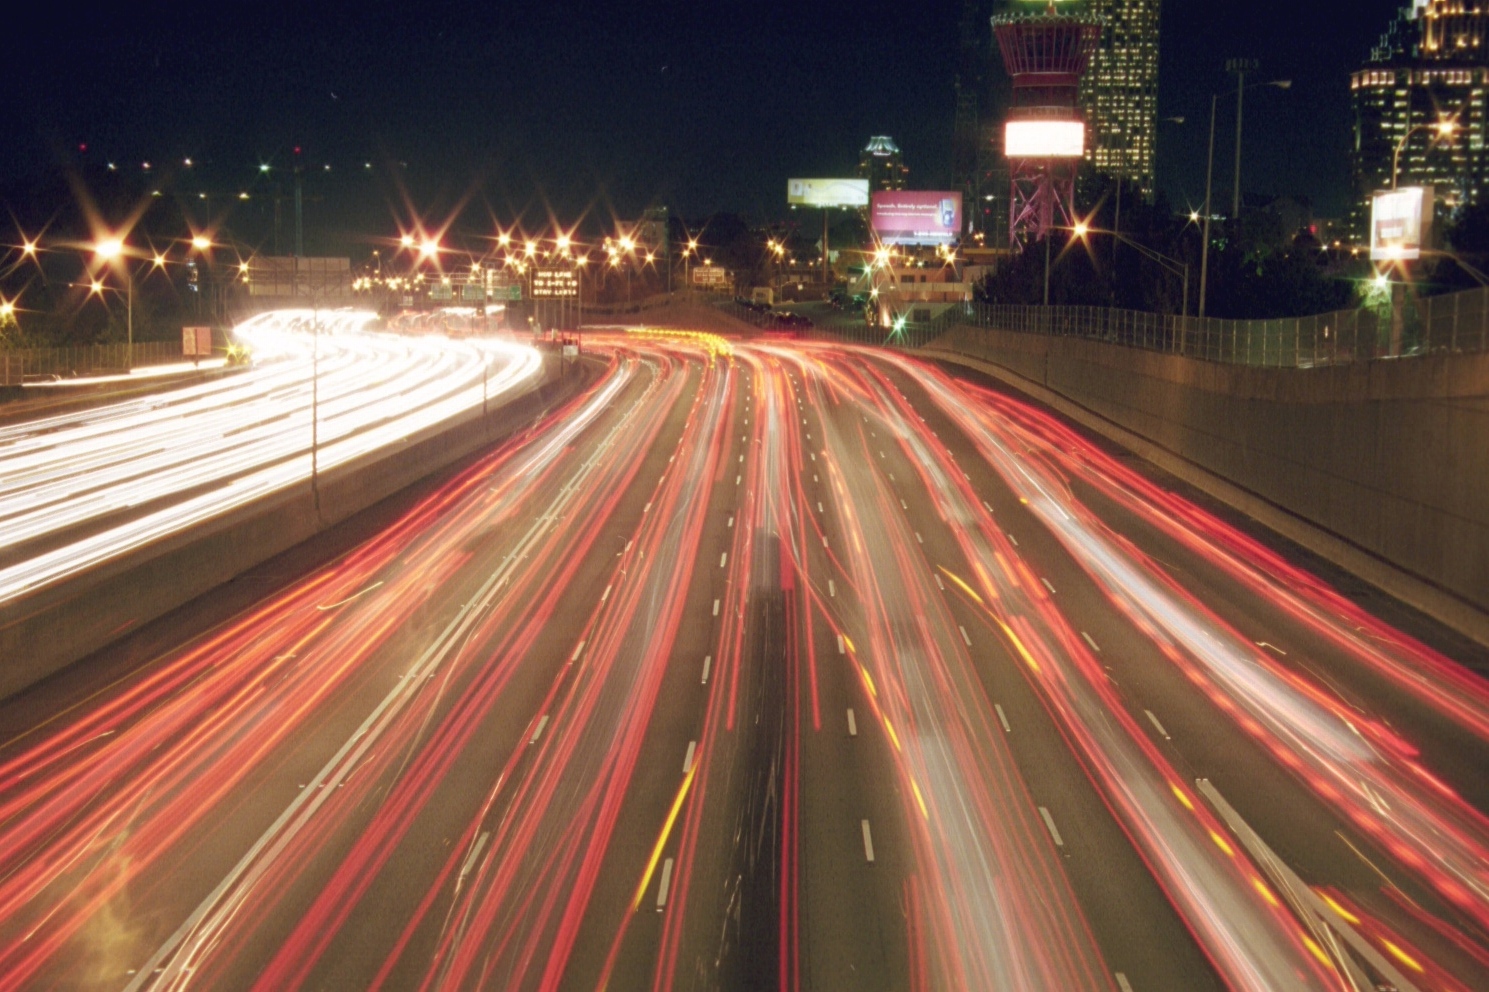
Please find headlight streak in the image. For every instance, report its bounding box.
[1,333,1486,990]
[0,310,542,605]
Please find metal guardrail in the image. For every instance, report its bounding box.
[833,287,1489,368]
[0,341,185,386]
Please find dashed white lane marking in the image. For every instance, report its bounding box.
[702,656,712,684]
[529,715,550,745]
[861,820,876,863]
[995,704,1011,733]
[712,599,721,617]
[736,475,741,486]
[739,454,744,463]
[817,501,824,513]
[813,474,819,483]
[959,625,972,647]
[1145,710,1172,740]
[728,515,734,528]
[828,579,837,598]
[810,453,816,462]
[644,501,652,513]
[1115,973,1135,992]
[822,535,829,548]
[1081,631,1100,653]
[915,532,923,545]
[683,741,697,774]
[1257,641,1288,655]
[720,552,728,568]
[1041,577,1057,595]
[657,858,674,911]
[1039,807,1065,847]
[837,635,846,655]
[847,709,858,736]
[571,640,587,662]
[459,831,490,880]
[1007,533,1019,547]
[983,501,994,514]
[900,499,908,510]
[933,573,945,591]
[601,584,612,604]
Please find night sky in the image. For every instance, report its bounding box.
[0,0,1406,232]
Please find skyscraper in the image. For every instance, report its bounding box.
[858,137,910,191]
[1349,1,1489,238]
[1078,0,1163,196]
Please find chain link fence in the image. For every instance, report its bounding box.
[871,286,1489,367]
[0,341,185,386]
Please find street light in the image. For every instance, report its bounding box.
[93,237,134,369]
[1199,76,1292,317]
[1073,223,1191,318]
[1393,118,1458,190]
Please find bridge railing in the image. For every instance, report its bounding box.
[831,287,1489,368]
[0,340,186,386]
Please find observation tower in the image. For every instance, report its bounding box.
[993,1,1102,246]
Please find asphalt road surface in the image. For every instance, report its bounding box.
[1,331,1487,991]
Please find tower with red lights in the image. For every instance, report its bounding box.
[993,2,1102,246]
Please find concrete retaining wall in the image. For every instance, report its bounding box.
[929,325,1489,631]
[0,357,587,701]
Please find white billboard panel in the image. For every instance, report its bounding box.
[1005,120,1086,158]
[1371,186,1434,261]
[787,178,870,208]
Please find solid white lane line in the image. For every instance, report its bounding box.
[1145,709,1171,740]
[995,704,1011,733]
[702,656,712,684]
[601,584,612,603]
[1041,577,1056,594]
[529,715,550,745]
[1115,973,1135,992]
[828,579,836,598]
[1081,631,1100,653]
[683,741,697,774]
[712,599,720,617]
[847,709,858,736]
[861,820,876,862]
[656,858,674,911]
[720,552,728,568]
[959,625,972,647]
[571,640,587,662]
[1039,807,1064,847]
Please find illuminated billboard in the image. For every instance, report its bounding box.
[871,191,963,246]
[787,178,870,208]
[1004,120,1086,158]
[1371,186,1434,261]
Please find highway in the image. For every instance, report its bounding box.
[0,332,1487,990]
[0,309,541,606]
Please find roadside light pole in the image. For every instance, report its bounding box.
[1393,120,1458,189]
[92,238,135,370]
[1199,76,1290,318]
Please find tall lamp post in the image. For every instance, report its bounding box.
[92,238,134,370]
[1393,119,1458,189]
[1198,76,1291,318]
